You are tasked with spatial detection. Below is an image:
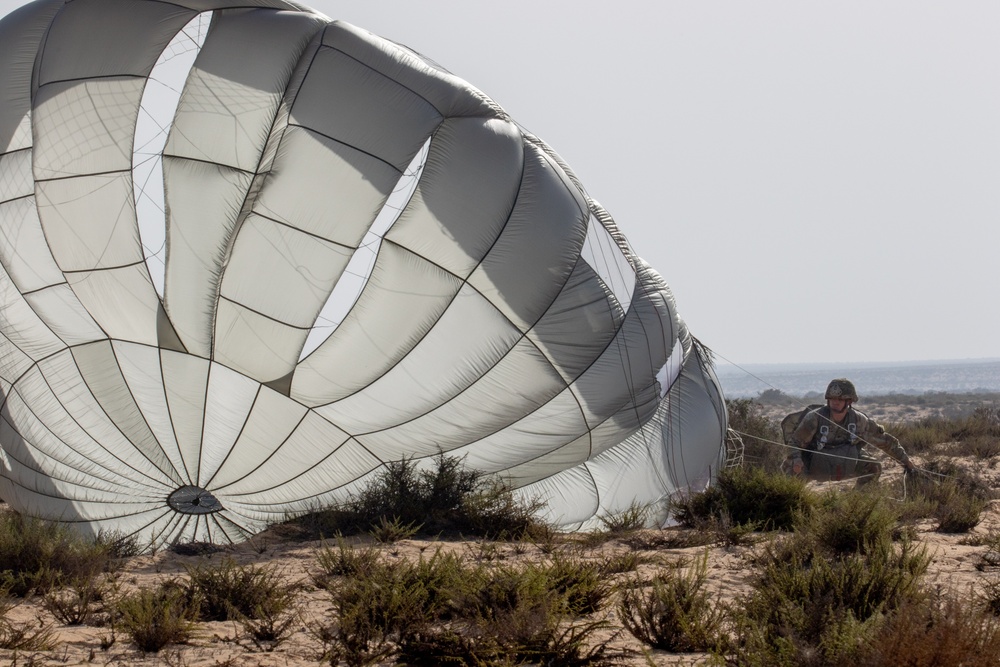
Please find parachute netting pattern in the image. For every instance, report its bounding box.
[0,0,727,546]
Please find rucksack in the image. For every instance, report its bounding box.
[780,404,825,446]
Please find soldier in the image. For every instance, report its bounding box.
[786,378,915,484]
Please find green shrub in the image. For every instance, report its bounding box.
[901,460,991,533]
[672,465,814,532]
[116,583,197,653]
[540,556,612,616]
[934,483,988,533]
[315,563,437,666]
[723,530,930,666]
[0,513,118,596]
[314,537,382,586]
[596,501,651,534]
[456,478,549,540]
[619,552,725,652]
[726,398,784,471]
[807,486,901,555]
[185,558,296,622]
[857,592,1000,666]
[597,551,651,576]
[283,454,549,540]
[368,515,421,543]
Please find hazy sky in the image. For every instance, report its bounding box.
[2,0,998,366]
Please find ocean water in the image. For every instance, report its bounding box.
[716,358,1000,398]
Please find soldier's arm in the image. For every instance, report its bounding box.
[789,412,819,455]
[859,415,913,469]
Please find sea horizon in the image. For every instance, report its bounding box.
[716,357,1000,398]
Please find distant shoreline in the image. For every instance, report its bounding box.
[717,358,1000,398]
[715,357,1000,375]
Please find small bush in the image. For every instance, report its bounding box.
[596,501,651,534]
[185,558,296,623]
[597,551,651,576]
[314,537,382,586]
[116,583,197,653]
[457,478,549,540]
[979,575,1000,615]
[315,564,436,666]
[283,454,549,540]
[857,592,1000,666]
[724,528,930,666]
[0,513,117,596]
[935,483,988,533]
[42,573,109,625]
[619,552,725,653]
[807,486,901,555]
[0,589,56,650]
[726,398,784,471]
[672,465,814,532]
[540,556,613,616]
[901,460,991,533]
[369,515,421,543]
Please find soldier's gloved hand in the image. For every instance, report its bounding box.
[903,459,917,475]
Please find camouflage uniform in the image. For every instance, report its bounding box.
[788,406,911,483]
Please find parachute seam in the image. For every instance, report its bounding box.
[27,354,185,488]
[202,405,310,493]
[64,342,184,485]
[217,438,380,500]
[155,349,197,486]
[0,387,167,491]
[197,383,264,489]
[59,258,150,275]
[320,43,453,120]
[0,411,167,497]
[33,168,131,184]
[19,281,71,297]
[105,341,188,484]
[237,209,358,250]
[205,25,326,360]
[0,146,31,161]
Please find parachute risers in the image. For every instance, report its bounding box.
[0,0,727,547]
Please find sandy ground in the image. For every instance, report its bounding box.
[2,399,999,665]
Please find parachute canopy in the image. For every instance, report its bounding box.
[0,0,727,546]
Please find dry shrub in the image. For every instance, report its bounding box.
[283,454,549,541]
[857,592,1000,666]
[0,513,119,597]
[115,583,198,653]
[0,588,56,651]
[618,552,724,653]
[184,557,297,623]
[722,489,931,666]
[725,398,784,471]
[314,537,382,586]
[672,465,814,532]
[902,459,991,533]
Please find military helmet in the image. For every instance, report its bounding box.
[825,378,858,402]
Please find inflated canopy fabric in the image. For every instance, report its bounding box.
[0,0,727,546]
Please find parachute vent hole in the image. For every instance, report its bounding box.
[167,486,223,515]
